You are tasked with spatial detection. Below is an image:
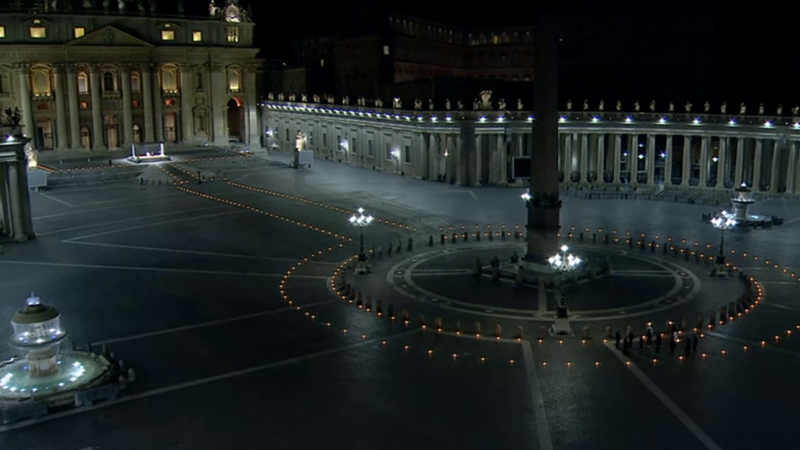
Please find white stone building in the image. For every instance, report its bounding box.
[0,0,261,153]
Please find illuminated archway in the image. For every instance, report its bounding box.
[226,97,244,142]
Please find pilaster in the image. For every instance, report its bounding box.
[645,134,655,185]
[699,136,709,187]
[141,63,155,142]
[596,134,605,184]
[716,137,727,188]
[613,133,621,184]
[681,135,691,186]
[52,64,69,150]
[89,64,105,150]
[665,135,674,185]
[734,139,745,186]
[580,133,588,183]
[14,64,35,146]
[120,64,134,147]
[179,64,194,145]
[769,140,781,193]
[65,64,82,149]
[786,142,797,194]
[753,139,763,190]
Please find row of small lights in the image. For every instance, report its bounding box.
[264,103,800,129]
[226,181,419,233]
[174,184,353,243]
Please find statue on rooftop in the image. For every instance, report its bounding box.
[721,102,727,114]
[267,93,274,100]
[740,103,746,115]
[375,98,383,108]
[428,99,434,110]
[393,97,401,109]
[301,94,307,102]
[793,105,799,116]
[634,100,640,112]
[312,94,319,103]
[177,0,184,14]
[480,90,492,109]
[149,0,157,13]
[566,99,572,110]
[445,99,451,110]
[777,104,783,115]
[668,101,674,112]
[583,99,589,111]
[685,101,692,113]
[616,100,621,111]
[758,103,764,115]
[517,99,524,110]
[498,98,506,111]
[598,99,604,111]
[342,95,349,105]
[102,0,109,12]
[414,99,422,110]
[704,101,710,113]
[649,100,656,112]
[117,0,125,13]
[473,98,480,110]
[209,0,220,17]
[457,100,464,111]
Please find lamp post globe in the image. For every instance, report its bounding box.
[711,212,736,266]
[349,207,374,274]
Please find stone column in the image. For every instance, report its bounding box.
[0,168,9,236]
[152,67,164,142]
[209,63,226,145]
[698,136,709,187]
[628,134,637,182]
[517,134,524,157]
[769,141,782,193]
[428,133,437,180]
[179,64,194,145]
[15,65,35,144]
[786,142,797,194]
[8,163,27,242]
[665,135,674,185]
[89,64,105,149]
[523,13,560,270]
[245,64,260,147]
[613,133,621,184]
[716,137,727,188]
[681,136,691,186]
[472,134,482,186]
[455,133,465,185]
[141,64,155,142]
[580,133,588,183]
[66,64,81,149]
[753,139,763,190]
[734,139,745,186]
[596,134,605,184]
[121,65,134,147]
[646,134,655,185]
[51,65,69,150]
[498,133,507,185]
[563,134,572,182]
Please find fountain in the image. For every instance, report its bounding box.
[0,293,117,424]
[721,183,773,227]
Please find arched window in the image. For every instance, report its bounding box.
[227,69,240,91]
[161,68,176,91]
[130,72,141,93]
[102,71,115,92]
[77,72,89,94]
[32,71,50,95]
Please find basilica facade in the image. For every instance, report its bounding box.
[0,0,261,153]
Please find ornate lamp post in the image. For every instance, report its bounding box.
[548,245,581,272]
[711,213,736,266]
[349,207,373,274]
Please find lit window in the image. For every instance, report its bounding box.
[161,69,177,91]
[383,45,390,55]
[130,73,141,93]
[74,27,85,38]
[80,101,88,109]
[32,72,50,95]
[161,30,174,41]
[77,72,89,94]
[227,27,239,43]
[30,27,46,38]
[193,31,202,42]
[0,26,5,38]
[228,70,240,91]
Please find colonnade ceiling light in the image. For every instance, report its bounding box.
[729,119,737,125]
[658,117,667,124]
[479,116,487,122]
[712,156,719,162]
[591,116,600,122]
[559,116,567,122]
[624,116,633,123]
[764,121,773,127]
[660,152,667,158]
[637,154,645,160]
[693,118,701,124]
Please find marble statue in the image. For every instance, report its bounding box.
[704,101,710,113]
[26,147,37,169]
[793,105,799,116]
[301,94,307,102]
[498,98,506,111]
[777,104,783,115]
[740,103,746,115]
[288,94,296,102]
[457,100,464,111]
[295,131,306,151]
[473,99,480,110]
[393,97,401,109]
[2,107,22,127]
[634,101,640,112]
[326,95,334,105]
[267,93,274,100]
[83,0,93,8]
[517,99,524,110]
[685,101,692,113]
[446,99,451,110]
[758,103,764,115]
[566,99,572,110]
[428,99,434,110]
[342,95,349,105]
[149,0,156,13]
[598,100,604,111]
[209,0,220,17]
[177,0,184,14]
[414,99,422,110]
[480,90,492,109]
[102,0,110,12]
[312,94,320,103]
[583,99,589,111]
[721,102,727,114]
[117,0,124,12]
[277,93,284,101]
[668,101,674,112]
[375,98,383,108]
[616,100,621,111]
[137,0,145,13]
[649,100,656,112]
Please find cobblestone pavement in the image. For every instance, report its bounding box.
[0,151,797,450]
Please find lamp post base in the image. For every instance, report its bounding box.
[355,254,369,275]
[550,317,574,336]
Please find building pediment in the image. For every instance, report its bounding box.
[65,26,153,48]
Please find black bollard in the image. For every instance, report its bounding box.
[429,235,434,246]
[407,237,413,251]
[441,234,445,245]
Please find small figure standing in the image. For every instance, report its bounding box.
[655,333,662,353]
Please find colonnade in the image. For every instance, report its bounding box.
[0,136,35,242]
[262,104,800,194]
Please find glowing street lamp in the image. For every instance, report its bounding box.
[548,244,581,272]
[711,213,736,265]
[521,191,532,202]
[349,207,374,274]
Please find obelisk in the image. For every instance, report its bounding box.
[520,10,561,276]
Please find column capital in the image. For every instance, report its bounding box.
[65,63,79,74]
[206,62,223,72]
[244,63,259,73]
[88,63,102,73]
[51,63,66,72]
[120,63,133,74]
[12,63,29,73]
[178,63,195,72]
